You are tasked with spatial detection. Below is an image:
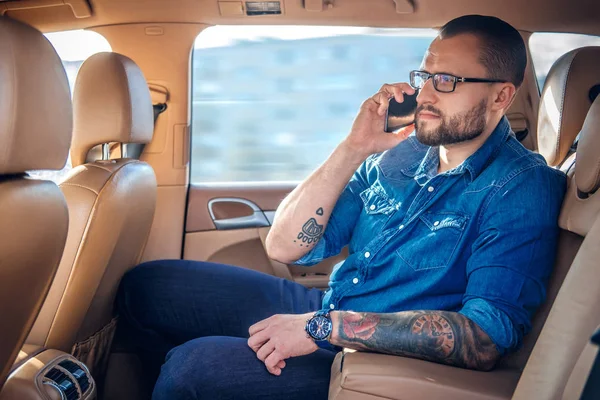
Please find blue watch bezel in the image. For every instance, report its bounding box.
[305,311,333,341]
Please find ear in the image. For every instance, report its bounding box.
[491,83,517,112]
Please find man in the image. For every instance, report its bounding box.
[116,14,567,399]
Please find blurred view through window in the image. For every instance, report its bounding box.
[529,32,600,90]
[28,30,111,183]
[190,26,437,183]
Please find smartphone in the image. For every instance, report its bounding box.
[384,91,418,133]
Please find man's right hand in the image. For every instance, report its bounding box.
[343,83,416,160]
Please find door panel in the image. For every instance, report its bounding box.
[184,184,345,289]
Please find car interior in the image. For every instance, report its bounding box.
[0,0,599,399]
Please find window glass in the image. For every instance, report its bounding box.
[28,30,111,183]
[191,26,436,183]
[529,32,600,90]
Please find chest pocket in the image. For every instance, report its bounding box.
[396,211,468,271]
[357,182,398,235]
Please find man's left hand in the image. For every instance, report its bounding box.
[248,313,318,376]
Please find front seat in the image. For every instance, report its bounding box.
[0,17,72,388]
[24,52,157,380]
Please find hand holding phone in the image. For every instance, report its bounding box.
[384,91,418,133]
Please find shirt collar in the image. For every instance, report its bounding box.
[413,116,511,184]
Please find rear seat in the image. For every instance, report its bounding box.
[512,96,600,399]
[328,47,600,400]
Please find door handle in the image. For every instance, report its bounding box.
[208,198,270,230]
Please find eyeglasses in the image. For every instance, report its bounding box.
[409,70,506,93]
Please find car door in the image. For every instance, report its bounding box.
[183,183,346,289]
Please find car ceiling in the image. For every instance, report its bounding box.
[1,0,599,36]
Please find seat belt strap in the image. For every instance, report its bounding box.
[123,103,167,159]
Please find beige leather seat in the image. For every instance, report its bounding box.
[0,16,72,388]
[328,47,600,400]
[512,97,600,400]
[537,46,600,172]
[24,52,157,380]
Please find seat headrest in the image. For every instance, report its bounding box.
[537,46,600,166]
[71,52,154,167]
[0,17,72,175]
[575,96,600,195]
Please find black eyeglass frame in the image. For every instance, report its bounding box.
[409,70,507,93]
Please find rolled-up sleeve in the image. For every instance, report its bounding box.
[292,157,371,266]
[459,165,566,355]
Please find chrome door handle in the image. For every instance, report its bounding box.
[208,198,270,230]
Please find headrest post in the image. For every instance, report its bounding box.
[102,143,110,161]
[121,143,128,159]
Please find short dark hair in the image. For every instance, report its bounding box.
[438,15,527,88]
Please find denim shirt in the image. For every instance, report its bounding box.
[293,116,567,355]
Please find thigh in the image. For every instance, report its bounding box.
[152,336,336,400]
[117,259,324,347]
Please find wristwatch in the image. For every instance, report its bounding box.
[305,310,333,341]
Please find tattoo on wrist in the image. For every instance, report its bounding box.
[294,208,325,247]
[335,310,499,371]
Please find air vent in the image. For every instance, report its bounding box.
[45,367,79,400]
[245,1,281,15]
[59,360,90,394]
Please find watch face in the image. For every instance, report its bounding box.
[307,315,332,340]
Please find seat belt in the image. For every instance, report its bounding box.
[123,103,167,159]
[579,327,600,399]
[153,102,167,124]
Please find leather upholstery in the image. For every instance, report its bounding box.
[329,350,521,400]
[27,160,157,351]
[70,52,154,167]
[574,97,600,195]
[26,53,157,363]
[0,16,70,390]
[511,96,600,399]
[537,46,600,166]
[0,16,72,174]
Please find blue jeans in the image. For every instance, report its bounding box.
[116,259,338,400]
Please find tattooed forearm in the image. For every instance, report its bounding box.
[294,208,324,247]
[330,311,500,371]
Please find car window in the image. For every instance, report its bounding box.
[529,32,600,91]
[191,26,436,183]
[28,30,111,184]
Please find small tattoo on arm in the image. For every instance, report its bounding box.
[293,208,325,247]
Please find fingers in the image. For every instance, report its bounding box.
[264,351,284,376]
[247,329,270,352]
[249,316,271,336]
[371,83,415,116]
[256,340,276,362]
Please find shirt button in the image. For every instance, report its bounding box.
[352,277,359,284]
[428,186,434,192]
[369,205,376,211]
[364,251,371,258]
[433,221,440,227]
[329,304,335,310]
[399,224,405,230]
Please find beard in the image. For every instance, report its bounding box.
[415,99,487,147]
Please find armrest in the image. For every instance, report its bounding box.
[329,350,522,400]
[0,349,96,400]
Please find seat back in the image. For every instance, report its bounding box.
[499,46,600,371]
[512,95,600,399]
[0,16,72,388]
[25,52,157,377]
